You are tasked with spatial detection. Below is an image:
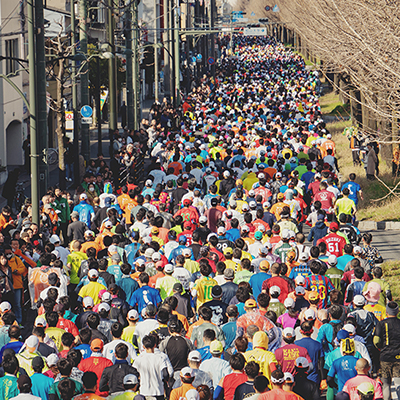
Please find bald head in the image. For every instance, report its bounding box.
[356,358,370,373]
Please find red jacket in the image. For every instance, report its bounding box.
[78,354,113,397]
[57,317,79,337]
[317,232,346,257]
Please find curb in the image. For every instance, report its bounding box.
[356,221,400,231]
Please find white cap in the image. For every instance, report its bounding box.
[295,357,310,369]
[98,303,111,312]
[123,374,139,385]
[295,286,306,295]
[135,259,145,266]
[199,216,207,224]
[0,301,11,312]
[46,353,59,367]
[295,275,306,285]
[223,170,230,178]
[102,292,112,302]
[299,252,309,261]
[84,230,95,237]
[263,201,271,208]
[270,285,281,295]
[164,264,174,273]
[353,246,363,254]
[188,350,202,362]
[284,298,295,308]
[343,323,356,335]
[281,229,290,239]
[258,173,265,180]
[241,225,250,232]
[182,248,192,256]
[35,317,47,327]
[185,389,200,400]
[108,245,118,254]
[80,193,88,200]
[145,248,155,258]
[283,327,295,338]
[249,190,255,196]
[353,294,366,306]
[142,236,152,244]
[83,296,94,308]
[145,179,153,186]
[49,234,60,244]
[217,226,226,235]
[152,252,162,262]
[258,225,266,232]
[105,220,113,228]
[328,255,338,266]
[88,269,99,278]
[242,203,249,211]
[304,309,316,320]
[26,335,39,348]
[284,372,295,383]
[128,309,139,320]
[180,366,195,378]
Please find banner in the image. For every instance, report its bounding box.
[100,90,108,111]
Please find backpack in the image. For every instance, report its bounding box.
[321,320,344,352]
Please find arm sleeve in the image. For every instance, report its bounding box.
[99,368,109,392]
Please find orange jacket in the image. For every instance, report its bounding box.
[0,214,14,233]
[8,255,27,289]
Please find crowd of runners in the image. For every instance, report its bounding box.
[0,35,396,400]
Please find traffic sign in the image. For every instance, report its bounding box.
[208,57,215,65]
[196,54,203,60]
[82,117,93,125]
[65,111,74,130]
[80,105,93,118]
[191,56,197,63]
[265,5,271,11]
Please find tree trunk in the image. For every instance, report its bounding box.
[57,45,66,190]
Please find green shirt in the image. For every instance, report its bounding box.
[0,374,18,400]
[268,301,286,318]
[52,197,70,224]
[234,270,254,284]
[67,251,88,284]
[49,377,83,399]
[325,267,343,290]
[336,197,356,216]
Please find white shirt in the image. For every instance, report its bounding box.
[10,394,41,400]
[133,319,160,351]
[133,352,173,396]
[173,267,192,291]
[200,357,232,388]
[164,241,179,259]
[54,245,70,265]
[103,339,137,364]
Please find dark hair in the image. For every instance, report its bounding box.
[245,361,260,379]
[330,304,343,320]
[62,332,75,347]
[203,329,216,342]
[265,310,277,324]
[142,335,157,349]
[230,353,246,371]
[79,327,92,344]
[8,324,20,339]
[32,326,45,339]
[67,349,82,368]
[254,375,269,393]
[2,353,18,374]
[57,358,73,376]
[58,378,76,400]
[111,322,123,338]
[87,313,100,329]
[199,306,212,321]
[257,293,270,308]
[46,311,59,328]
[115,343,129,359]
[234,336,248,352]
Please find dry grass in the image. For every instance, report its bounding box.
[320,91,400,221]
[382,261,400,301]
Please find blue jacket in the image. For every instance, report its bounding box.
[73,201,95,228]
[307,221,328,245]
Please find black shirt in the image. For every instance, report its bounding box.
[233,381,255,400]
[67,221,88,242]
[375,317,400,362]
[189,243,202,260]
[294,373,320,400]
[38,342,57,357]
[99,271,115,287]
[161,335,193,372]
[221,281,238,304]
[203,299,228,326]
[194,227,211,245]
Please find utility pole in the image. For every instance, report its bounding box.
[35,0,48,197]
[174,0,180,105]
[79,0,90,162]
[163,0,171,99]
[154,0,159,102]
[71,0,80,187]
[96,58,102,154]
[27,0,39,224]
[210,0,216,76]
[108,0,117,155]
[132,0,139,129]
[125,1,134,130]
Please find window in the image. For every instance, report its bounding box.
[5,39,18,75]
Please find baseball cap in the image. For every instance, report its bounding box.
[269,285,281,295]
[85,230,94,237]
[284,372,295,383]
[188,350,202,362]
[299,252,309,261]
[328,255,338,265]
[83,296,94,308]
[330,222,339,231]
[145,179,153,186]
[223,247,233,255]
[284,298,295,308]
[357,382,375,395]
[277,193,284,200]
[173,282,183,293]
[295,275,306,285]
[241,225,250,232]
[180,367,195,378]
[199,216,207,224]
[102,291,112,302]
[35,317,47,327]
[353,295,366,307]
[185,389,200,400]
[178,235,187,243]
[88,269,99,278]
[151,226,159,234]
[0,302,11,313]
[71,211,79,218]
[46,354,59,367]
[164,264,174,273]
[295,357,310,369]
[259,260,270,271]
[242,203,249,211]
[183,198,192,206]
[283,327,295,338]
[80,193,88,200]
[182,248,192,256]
[295,286,305,296]
[104,220,113,228]
[123,374,139,385]
[210,340,223,354]
[91,339,104,351]
[245,299,257,308]
[127,309,139,321]
[308,291,319,301]
[98,303,111,313]
[304,309,316,320]
[49,234,60,244]
[254,231,263,240]
[223,170,230,178]
[353,246,363,254]
[281,229,290,239]
[217,226,226,235]
[317,214,325,221]
[224,268,234,280]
